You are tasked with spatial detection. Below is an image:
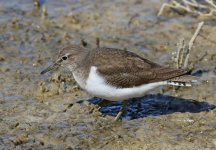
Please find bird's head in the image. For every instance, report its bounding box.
[40,45,87,74]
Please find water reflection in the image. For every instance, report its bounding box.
[78,94,216,120]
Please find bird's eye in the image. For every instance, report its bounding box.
[62,56,68,60]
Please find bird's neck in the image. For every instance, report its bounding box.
[68,48,90,72]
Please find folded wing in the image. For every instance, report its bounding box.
[93,48,188,88]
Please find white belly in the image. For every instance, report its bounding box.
[84,66,168,101]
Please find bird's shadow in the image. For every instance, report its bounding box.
[77,94,215,120]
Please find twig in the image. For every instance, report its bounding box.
[179,39,185,68]
[158,0,216,17]
[183,21,204,68]
[96,37,100,48]
[175,38,185,69]
[158,3,175,16]
[173,22,204,69]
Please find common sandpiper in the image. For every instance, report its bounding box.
[41,45,201,121]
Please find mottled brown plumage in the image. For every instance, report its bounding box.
[85,47,188,88]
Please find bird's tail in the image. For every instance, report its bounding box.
[167,75,207,87]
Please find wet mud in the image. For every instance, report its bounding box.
[0,0,216,149]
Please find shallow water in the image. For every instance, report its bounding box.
[0,0,216,149]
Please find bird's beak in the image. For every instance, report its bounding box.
[40,62,59,74]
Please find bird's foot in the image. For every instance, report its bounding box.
[114,100,128,121]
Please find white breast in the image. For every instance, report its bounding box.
[72,71,86,89]
[85,66,168,101]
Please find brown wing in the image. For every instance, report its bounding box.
[92,48,188,88]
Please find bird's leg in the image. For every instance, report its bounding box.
[97,99,110,107]
[114,100,128,121]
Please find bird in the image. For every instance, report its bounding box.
[41,45,201,121]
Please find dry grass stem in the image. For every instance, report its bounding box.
[178,39,185,69]
[183,21,204,68]
[158,0,216,17]
[173,21,204,69]
[96,37,100,48]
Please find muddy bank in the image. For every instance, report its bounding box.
[0,0,216,149]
